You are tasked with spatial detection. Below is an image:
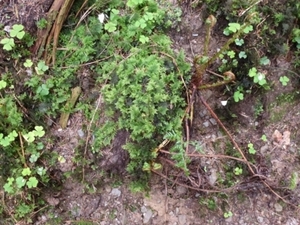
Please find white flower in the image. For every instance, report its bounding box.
[221,100,228,106]
[98,13,106,24]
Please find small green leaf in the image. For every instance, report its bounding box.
[10,24,25,39]
[58,155,66,163]
[36,167,46,176]
[23,131,35,143]
[104,21,117,32]
[24,59,33,68]
[234,167,243,175]
[235,38,244,46]
[34,126,45,137]
[238,51,247,59]
[29,153,40,163]
[0,137,11,147]
[0,38,15,51]
[248,67,257,77]
[248,143,256,154]
[224,211,233,218]
[7,177,14,184]
[22,168,32,176]
[16,177,26,188]
[227,50,235,59]
[261,134,267,142]
[35,60,49,74]
[279,76,289,86]
[233,90,244,102]
[26,177,38,188]
[243,25,253,34]
[36,84,49,96]
[259,56,270,65]
[111,9,119,15]
[0,80,7,89]
[7,130,18,141]
[139,35,149,44]
[228,23,241,33]
[4,182,14,194]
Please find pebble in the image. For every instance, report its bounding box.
[178,215,187,225]
[274,202,283,212]
[77,129,85,138]
[110,188,121,198]
[176,185,187,195]
[260,145,269,154]
[141,206,153,224]
[209,118,217,125]
[203,121,210,127]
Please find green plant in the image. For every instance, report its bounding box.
[247,143,256,154]
[36,18,48,29]
[261,134,267,142]
[82,0,191,175]
[233,87,244,102]
[224,211,233,218]
[279,76,289,86]
[234,167,243,175]
[248,67,267,86]
[0,24,25,51]
[289,172,298,190]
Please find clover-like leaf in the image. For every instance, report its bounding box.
[104,21,117,32]
[259,56,270,66]
[26,177,38,188]
[10,24,25,39]
[279,76,289,86]
[228,23,241,33]
[0,80,7,90]
[23,131,35,143]
[7,130,18,141]
[248,67,257,78]
[36,167,46,176]
[239,51,247,59]
[29,153,40,163]
[139,35,149,44]
[36,84,49,96]
[4,182,14,194]
[22,168,32,176]
[16,176,26,188]
[235,38,244,46]
[0,38,15,51]
[24,59,33,68]
[34,126,45,138]
[243,25,253,34]
[35,60,49,75]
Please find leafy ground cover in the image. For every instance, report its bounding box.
[0,0,300,224]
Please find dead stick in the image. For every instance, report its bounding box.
[198,93,256,175]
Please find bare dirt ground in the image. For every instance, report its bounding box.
[1,1,300,225]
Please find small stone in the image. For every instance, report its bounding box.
[141,206,153,224]
[110,188,121,198]
[274,202,283,212]
[178,215,187,225]
[257,216,264,223]
[77,129,85,138]
[209,118,217,125]
[105,185,111,193]
[176,185,187,195]
[203,121,210,127]
[208,169,217,186]
[260,145,269,154]
[200,109,208,117]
